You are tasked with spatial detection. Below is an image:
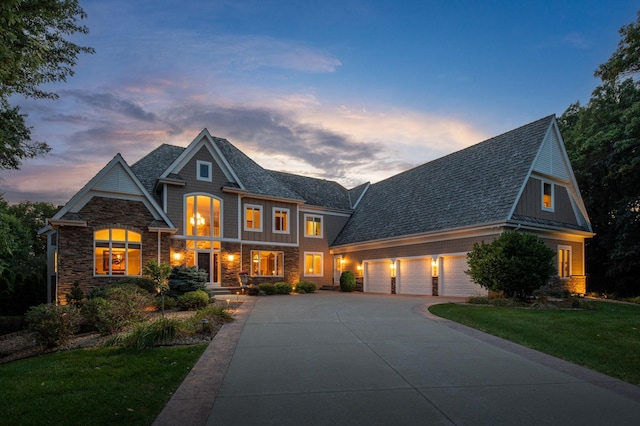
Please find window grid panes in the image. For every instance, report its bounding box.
[273,208,289,233]
[305,215,322,237]
[251,250,284,277]
[305,253,323,276]
[94,228,142,276]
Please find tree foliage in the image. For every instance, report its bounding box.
[0,0,93,170]
[559,11,640,296]
[0,195,61,314]
[465,231,556,300]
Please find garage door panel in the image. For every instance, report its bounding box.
[364,261,390,293]
[398,258,431,295]
[441,256,487,297]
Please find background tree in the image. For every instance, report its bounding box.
[0,0,93,169]
[465,231,556,300]
[559,11,640,296]
[0,196,61,314]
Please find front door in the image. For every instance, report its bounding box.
[197,252,211,283]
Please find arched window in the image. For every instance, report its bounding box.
[185,195,221,237]
[94,228,141,275]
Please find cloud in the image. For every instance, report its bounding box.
[562,32,590,49]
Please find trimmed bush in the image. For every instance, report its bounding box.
[83,285,153,335]
[25,304,81,348]
[117,277,158,294]
[111,317,182,349]
[274,282,292,295]
[258,283,276,295]
[177,290,210,311]
[339,271,356,292]
[295,281,316,294]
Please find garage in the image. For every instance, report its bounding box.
[440,256,487,297]
[364,260,391,293]
[397,258,431,295]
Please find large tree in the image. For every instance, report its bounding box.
[559,11,640,296]
[0,0,93,170]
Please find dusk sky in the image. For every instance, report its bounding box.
[1,0,637,205]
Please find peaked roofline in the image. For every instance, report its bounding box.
[51,153,175,227]
[160,129,244,189]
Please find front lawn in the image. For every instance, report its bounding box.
[0,344,207,425]
[429,301,640,385]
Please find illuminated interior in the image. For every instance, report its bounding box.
[185,195,220,237]
[251,250,283,276]
[94,228,141,275]
[305,215,322,236]
[305,253,322,276]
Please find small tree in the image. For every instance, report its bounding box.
[168,266,208,296]
[466,231,556,300]
[143,260,172,316]
[340,271,356,292]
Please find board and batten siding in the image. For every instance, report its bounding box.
[513,177,579,225]
[241,198,298,244]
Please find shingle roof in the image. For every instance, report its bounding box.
[331,115,556,246]
[269,171,352,210]
[131,144,185,203]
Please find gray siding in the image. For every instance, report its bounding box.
[514,178,579,225]
[241,198,298,244]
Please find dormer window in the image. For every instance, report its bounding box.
[542,181,554,211]
[197,161,212,182]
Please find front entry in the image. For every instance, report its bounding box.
[333,256,343,285]
[197,252,211,282]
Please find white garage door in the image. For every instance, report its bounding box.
[441,256,487,297]
[398,258,431,295]
[364,261,391,293]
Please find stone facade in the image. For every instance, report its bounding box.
[56,197,172,304]
[236,244,300,286]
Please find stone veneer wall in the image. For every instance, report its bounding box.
[56,197,171,304]
[233,244,300,286]
[567,275,587,295]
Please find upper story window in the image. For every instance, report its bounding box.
[558,246,571,278]
[273,208,290,234]
[542,181,554,211]
[304,214,323,238]
[197,160,212,182]
[94,228,141,276]
[185,194,221,237]
[245,204,262,232]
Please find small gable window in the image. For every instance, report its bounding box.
[197,160,212,182]
[245,205,262,231]
[273,208,289,234]
[94,228,141,276]
[305,214,323,238]
[542,181,554,211]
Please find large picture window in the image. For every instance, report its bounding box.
[251,250,283,277]
[185,194,221,237]
[304,252,323,277]
[304,214,323,237]
[94,228,141,276]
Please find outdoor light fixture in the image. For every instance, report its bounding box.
[172,252,182,261]
[227,254,235,262]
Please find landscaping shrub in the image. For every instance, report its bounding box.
[65,281,85,307]
[168,266,207,296]
[274,282,292,294]
[83,285,153,335]
[25,304,81,348]
[177,290,210,311]
[466,295,490,304]
[466,231,556,300]
[110,317,182,349]
[295,281,316,294]
[339,271,356,292]
[258,283,276,295]
[117,277,158,294]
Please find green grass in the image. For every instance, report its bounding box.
[0,344,207,426]
[429,301,640,385]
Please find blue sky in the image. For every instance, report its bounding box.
[1,0,637,204]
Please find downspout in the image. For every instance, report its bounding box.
[157,231,162,263]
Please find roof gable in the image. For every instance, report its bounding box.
[52,154,174,226]
[332,115,558,246]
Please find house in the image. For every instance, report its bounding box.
[41,115,593,303]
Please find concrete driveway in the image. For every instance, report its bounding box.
[155,292,640,426]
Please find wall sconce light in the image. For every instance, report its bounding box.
[227,254,235,262]
[356,264,362,271]
[172,252,182,262]
[431,257,439,277]
[340,257,346,264]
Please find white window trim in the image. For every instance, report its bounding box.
[93,228,142,277]
[197,160,212,182]
[251,250,284,277]
[304,214,323,238]
[244,204,263,232]
[304,252,324,277]
[542,180,554,212]
[558,245,572,279]
[272,207,290,234]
